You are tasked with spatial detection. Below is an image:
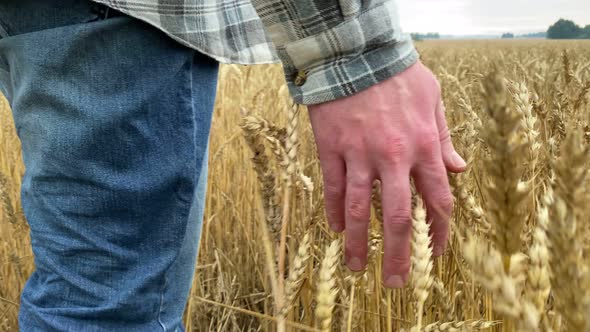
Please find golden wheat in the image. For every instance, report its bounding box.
[1,39,589,332]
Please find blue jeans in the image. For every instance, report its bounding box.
[0,1,219,330]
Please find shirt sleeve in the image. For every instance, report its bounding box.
[251,0,419,105]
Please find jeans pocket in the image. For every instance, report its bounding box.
[0,0,104,38]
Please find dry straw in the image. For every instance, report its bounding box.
[2,41,590,331]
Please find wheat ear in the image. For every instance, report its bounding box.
[241,117,282,237]
[481,71,531,271]
[315,240,340,332]
[463,235,540,331]
[525,201,551,314]
[281,233,311,315]
[411,198,433,330]
[546,130,590,331]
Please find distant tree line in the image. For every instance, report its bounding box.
[520,32,547,38]
[410,33,440,41]
[410,18,590,40]
[501,32,546,39]
[547,19,590,39]
[501,32,548,39]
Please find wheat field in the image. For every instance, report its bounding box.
[1,40,589,331]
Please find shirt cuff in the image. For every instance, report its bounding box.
[277,1,419,105]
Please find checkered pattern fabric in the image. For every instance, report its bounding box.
[93,0,418,104]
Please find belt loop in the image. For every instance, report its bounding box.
[90,4,107,19]
[90,4,118,20]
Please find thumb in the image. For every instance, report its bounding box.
[436,100,467,173]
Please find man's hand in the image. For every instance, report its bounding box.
[308,61,467,288]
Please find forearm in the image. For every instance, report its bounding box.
[251,0,418,105]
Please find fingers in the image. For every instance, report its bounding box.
[412,140,454,257]
[320,155,347,233]
[380,169,412,288]
[435,100,467,173]
[344,163,373,272]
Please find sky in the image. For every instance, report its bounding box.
[396,0,590,35]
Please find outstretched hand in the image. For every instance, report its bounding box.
[308,61,467,288]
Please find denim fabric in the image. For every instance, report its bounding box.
[0,1,219,330]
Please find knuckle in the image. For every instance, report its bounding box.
[324,204,341,219]
[433,229,449,242]
[348,171,372,187]
[345,172,372,220]
[427,191,454,223]
[346,239,365,253]
[385,255,411,272]
[347,198,370,220]
[379,134,409,164]
[437,193,455,216]
[415,129,439,154]
[342,139,366,157]
[439,127,451,144]
[385,214,412,233]
[324,179,344,200]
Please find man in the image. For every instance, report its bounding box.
[0,0,466,330]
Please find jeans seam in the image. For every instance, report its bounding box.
[157,276,169,331]
[156,51,198,332]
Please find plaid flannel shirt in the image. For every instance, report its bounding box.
[92,0,418,105]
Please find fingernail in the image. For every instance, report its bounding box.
[452,151,467,169]
[385,275,405,288]
[433,245,446,257]
[347,257,363,271]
